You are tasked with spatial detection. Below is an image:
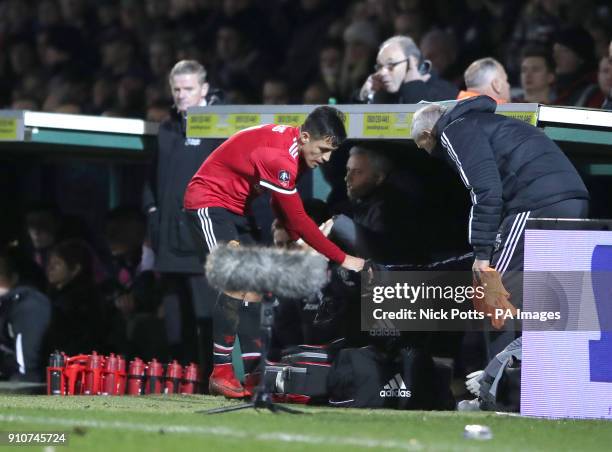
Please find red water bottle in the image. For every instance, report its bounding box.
[116,356,127,395]
[180,363,200,394]
[102,353,118,395]
[47,351,65,395]
[164,360,183,394]
[145,359,163,394]
[127,358,146,396]
[64,355,88,395]
[83,351,104,395]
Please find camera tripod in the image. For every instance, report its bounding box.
[202,293,304,415]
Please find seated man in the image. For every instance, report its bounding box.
[333,145,428,264]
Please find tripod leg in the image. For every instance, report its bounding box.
[270,403,305,414]
[201,402,255,415]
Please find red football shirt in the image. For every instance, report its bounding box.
[184,124,346,264]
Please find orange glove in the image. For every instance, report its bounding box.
[472,266,517,329]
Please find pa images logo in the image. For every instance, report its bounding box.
[278,170,291,187]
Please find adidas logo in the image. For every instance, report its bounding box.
[380,373,412,398]
[184,138,201,146]
[369,318,400,336]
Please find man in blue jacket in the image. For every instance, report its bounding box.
[411,95,589,354]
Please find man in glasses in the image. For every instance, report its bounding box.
[358,35,458,104]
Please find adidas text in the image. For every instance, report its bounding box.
[380,388,412,398]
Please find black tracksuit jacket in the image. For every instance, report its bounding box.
[431,95,589,260]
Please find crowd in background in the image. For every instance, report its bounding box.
[1,0,611,121]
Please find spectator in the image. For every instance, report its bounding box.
[36,0,63,29]
[340,20,379,101]
[586,19,611,60]
[604,40,612,110]
[303,82,331,105]
[91,77,117,115]
[506,0,563,81]
[0,248,51,382]
[116,75,146,118]
[597,55,612,110]
[281,0,337,92]
[8,38,39,79]
[317,41,344,102]
[38,26,86,80]
[146,101,171,122]
[516,45,556,104]
[420,29,462,87]
[45,239,106,356]
[94,0,120,32]
[262,78,291,105]
[58,0,94,33]
[552,27,600,107]
[119,0,148,37]
[451,0,510,78]
[99,30,145,81]
[148,35,176,80]
[23,204,62,272]
[393,9,428,44]
[358,35,458,104]
[42,76,89,113]
[457,57,511,103]
[210,23,268,95]
[0,0,34,38]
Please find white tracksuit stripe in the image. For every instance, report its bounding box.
[200,207,218,250]
[204,208,218,248]
[495,212,526,273]
[441,133,478,244]
[498,211,530,275]
[197,208,214,251]
[16,333,25,374]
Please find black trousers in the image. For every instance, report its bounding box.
[485,198,589,358]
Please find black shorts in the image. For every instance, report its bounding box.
[184,207,258,261]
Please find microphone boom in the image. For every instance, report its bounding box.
[205,245,328,299]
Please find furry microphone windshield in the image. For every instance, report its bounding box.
[205,245,329,299]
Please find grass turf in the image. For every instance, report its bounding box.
[0,395,611,451]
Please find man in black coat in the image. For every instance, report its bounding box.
[335,145,427,264]
[411,95,589,355]
[0,249,51,382]
[143,60,224,377]
[358,35,458,104]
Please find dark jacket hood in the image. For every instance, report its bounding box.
[433,95,497,138]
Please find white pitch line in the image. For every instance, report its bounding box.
[0,414,422,451]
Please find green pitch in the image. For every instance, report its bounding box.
[0,395,610,451]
